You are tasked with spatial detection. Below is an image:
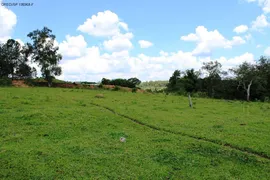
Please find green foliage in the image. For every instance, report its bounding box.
[112,86,120,91]
[165,57,270,102]
[0,78,12,86]
[26,27,62,87]
[132,87,137,93]
[0,39,36,79]
[101,77,141,88]
[139,81,168,91]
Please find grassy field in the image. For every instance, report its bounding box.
[0,87,270,179]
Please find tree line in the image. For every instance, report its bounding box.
[0,27,62,86]
[166,58,270,102]
[101,77,141,88]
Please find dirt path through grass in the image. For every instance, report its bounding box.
[90,102,270,161]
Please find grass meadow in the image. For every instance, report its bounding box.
[0,87,270,179]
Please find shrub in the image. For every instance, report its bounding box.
[112,86,120,91]
[146,89,153,93]
[132,88,137,93]
[0,78,12,86]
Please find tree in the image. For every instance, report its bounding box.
[182,69,200,93]
[256,56,270,100]
[0,39,21,78]
[101,78,111,85]
[167,70,182,91]
[26,27,62,87]
[230,62,257,101]
[201,61,226,98]
[128,77,141,86]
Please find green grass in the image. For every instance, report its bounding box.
[0,87,269,179]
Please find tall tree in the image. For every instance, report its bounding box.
[230,62,257,101]
[182,69,200,93]
[201,61,226,97]
[27,27,62,87]
[167,70,182,91]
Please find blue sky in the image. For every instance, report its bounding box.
[1,0,270,81]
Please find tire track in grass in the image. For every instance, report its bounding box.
[90,102,270,161]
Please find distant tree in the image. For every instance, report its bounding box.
[101,78,111,85]
[26,27,62,87]
[256,56,270,100]
[128,77,141,86]
[230,62,257,101]
[201,61,226,97]
[182,69,200,93]
[167,70,182,91]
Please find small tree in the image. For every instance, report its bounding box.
[128,77,141,86]
[0,39,21,78]
[26,27,62,87]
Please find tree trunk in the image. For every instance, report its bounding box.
[246,80,252,101]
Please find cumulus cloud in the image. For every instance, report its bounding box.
[0,0,17,42]
[251,14,269,30]
[58,40,255,82]
[103,32,133,52]
[233,25,249,33]
[181,26,246,56]
[58,35,87,58]
[77,10,129,37]
[138,40,153,48]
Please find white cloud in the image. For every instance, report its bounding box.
[230,36,246,46]
[180,33,199,41]
[181,26,246,56]
[233,25,249,33]
[58,35,87,58]
[103,32,133,52]
[251,14,269,30]
[77,10,128,37]
[138,40,153,48]
[119,22,128,31]
[246,0,270,14]
[264,46,270,55]
[57,36,255,82]
[245,34,252,40]
[0,1,17,42]
[215,52,255,70]
[256,44,262,48]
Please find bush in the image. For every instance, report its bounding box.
[132,88,137,93]
[112,86,120,91]
[146,89,153,93]
[192,91,208,98]
[24,79,48,87]
[98,84,103,88]
[0,78,12,86]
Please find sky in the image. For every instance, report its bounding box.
[1,0,270,82]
